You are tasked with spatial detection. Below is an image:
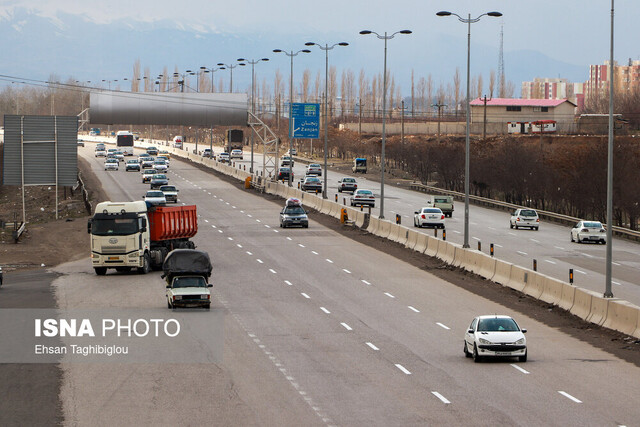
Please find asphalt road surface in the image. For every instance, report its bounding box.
[54,143,640,425]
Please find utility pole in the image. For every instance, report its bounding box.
[359,100,363,134]
[483,95,489,139]
[433,101,446,140]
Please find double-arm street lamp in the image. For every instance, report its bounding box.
[359,29,412,219]
[305,41,349,198]
[199,66,226,92]
[436,10,502,248]
[237,57,270,173]
[217,62,245,93]
[273,47,311,186]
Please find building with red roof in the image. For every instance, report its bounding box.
[469,98,577,131]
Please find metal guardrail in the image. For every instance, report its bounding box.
[12,221,26,243]
[77,172,93,214]
[409,182,640,241]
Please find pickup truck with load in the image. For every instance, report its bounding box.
[162,249,213,309]
[426,195,454,218]
[88,201,197,275]
[225,129,244,153]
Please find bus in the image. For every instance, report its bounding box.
[116,131,134,156]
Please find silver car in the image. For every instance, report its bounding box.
[104,159,119,171]
[571,220,606,244]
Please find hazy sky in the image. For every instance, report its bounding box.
[2,0,638,67]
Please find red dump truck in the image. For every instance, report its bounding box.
[88,201,198,275]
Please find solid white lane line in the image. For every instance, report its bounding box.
[320,307,330,314]
[431,391,450,404]
[246,251,253,255]
[436,322,450,330]
[575,269,587,275]
[545,260,557,265]
[343,269,351,274]
[312,251,318,255]
[558,391,582,403]
[511,364,530,374]
[361,280,371,285]
[384,292,395,299]
[284,280,293,286]
[516,250,528,256]
[408,306,420,313]
[298,243,305,248]
[301,293,310,299]
[395,364,411,375]
[366,342,379,351]
[256,259,264,264]
[341,322,352,331]
[269,269,277,274]
[581,252,594,258]
[326,259,333,263]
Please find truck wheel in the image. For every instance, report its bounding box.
[94,267,107,276]
[138,253,151,274]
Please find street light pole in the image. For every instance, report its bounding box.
[273,48,311,186]
[437,10,502,248]
[359,30,412,219]
[605,0,615,298]
[238,57,269,174]
[305,41,349,199]
[217,62,245,93]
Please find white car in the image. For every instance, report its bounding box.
[218,152,230,163]
[104,159,119,171]
[510,208,539,230]
[143,190,166,205]
[414,207,445,229]
[166,275,212,309]
[306,163,322,176]
[114,151,125,162]
[230,149,243,159]
[160,185,179,203]
[350,189,375,207]
[571,220,606,244]
[153,160,168,171]
[464,315,527,363]
[95,149,107,157]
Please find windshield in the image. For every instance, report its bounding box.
[153,175,167,179]
[91,218,139,236]
[343,178,355,183]
[477,318,520,332]
[161,186,176,192]
[424,208,441,213]
[284,206,306,215]
[521,209,537,217]
[172,276,207,288]
[584,222,602,228]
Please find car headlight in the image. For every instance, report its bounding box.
[515,338,525,345]
[201,295,209,300]
[478,338,492,345]
[173,295,182,300]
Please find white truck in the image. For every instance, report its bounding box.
[88,201,197,275]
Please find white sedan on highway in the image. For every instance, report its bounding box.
[571,220,606,244]
[414,207,445,229]
[350,189,375,207]
[464,315,527,363]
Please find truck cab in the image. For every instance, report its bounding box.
[352,158,367,173]
[426,195,454,218]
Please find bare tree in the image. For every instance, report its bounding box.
[314,71,321,102]
[132,59,141,92]
[143,67,151,92]
[388,75,395,119]
[416,77,426,114]
[358,69,367,117]
[301,68,311,102]
[426,74,433,113]
[489,70,496,98]
[504,80,515,98]
[411,69,415,116]
[453,67,461,117]
[477,74,484,99]
[328,66,337,118]
[345,69,356,119]
[340,70,347,119]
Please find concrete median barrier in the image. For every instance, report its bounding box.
[388,224,402,243]
[436,240,460,266]
[491,260,512,285]
[587,294,611,326]
[376,220,392,239]
[367,217,381,235]
[570,287,598,321]
[475,252,497,280]
[538,275,565,305]
[414,233,429,253]
[505,265,529,292]
[405,230,419,250]
[319,199,332,214]
[603,300,640,337]
[328,201,342,218]
[355,211,367,228]
[396,226,410,246]
[522,271,545,300]
[558,283,576,311]
[424,236,439,257]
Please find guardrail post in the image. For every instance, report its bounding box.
[442,229,446,241]
[477,241,481,251]
[396,214,401,225]
[298,182,301,189]
[533,259,537,272]
[360,205,363,212]
[569,268,574,284]
[335,194,338,202]
[490,243,494,257]
[434,228,438,237]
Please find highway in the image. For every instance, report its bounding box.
[56,143,640,425]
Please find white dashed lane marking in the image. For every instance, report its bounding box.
[545,260,557,265]
[511,364,530,374]
[408,306,420,313]
[284,280,293,286]
[246,251,253,255]
[395,364,411,375]
[343,269,351,274]
[366,342,379,351]
[361,280,371,285]
[575,269,587,275]
[558,391,582,403]
[384,292,395,299]
[436,322,450,330]
[516,251,528,256]
[298,244,305,248]
[269,269,277,274]
[312,251,318,255]
[341,323,352,331]
[326,259,333,264]
[431,391,450,404]
[301,293,310,299]
[320,307,330,314]
[256,259,264,264]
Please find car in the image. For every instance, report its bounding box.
[159,150,171,159]
[350,189,375,207]
[143,190,166,205]
[230,149,243,159]
[150,174,169,189]
[141,169,155,183]
[107,148,117,154]
[146,146,159,156]
[571,220,606,244]
[278,167,293,181]
[160,185,179,203]
[77,139,85,147]
[137,153,151,163]
[510,208,540,230]
[95,149,107,157]
[306,163,322,176]
[279,198,309,228]
[166,275,212,309]
[287,148,297,156]
[172,136,183,149]
[202,148,213,158]
[104,159,119,171]
[153,160,168,172]
[464,315,527,363]
[414,207,445,229]
[281,155,294,167]
[280,158,293,168]
[156,155,170,165]
[114,151,125,161]
[337,177,358,193]
[125,159,141,171]
[95,143,106,151]
[218,152,230,163]
[301,176,322,192]
[141,157,155,169]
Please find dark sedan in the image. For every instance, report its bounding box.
[301,176,322,192]
[150,173,169,189]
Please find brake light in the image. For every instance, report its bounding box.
[354,185,357,188]
[441,215,445,220]
[421,214,426,219]
[516,217,521,221]
[581,228,589,232]
[536,218,540,222]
